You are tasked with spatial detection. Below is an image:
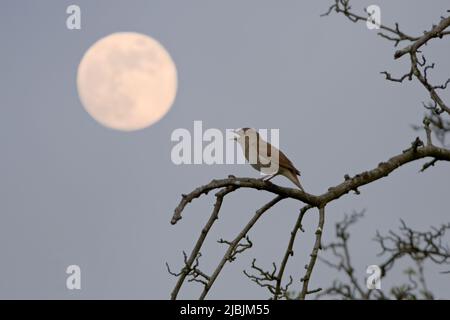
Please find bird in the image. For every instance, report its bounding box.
[233,128,304,191]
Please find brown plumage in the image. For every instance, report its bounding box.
[234,128,304,191]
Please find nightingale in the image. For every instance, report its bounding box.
[233,128,304,191]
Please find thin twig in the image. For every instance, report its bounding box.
[199,195,285,300]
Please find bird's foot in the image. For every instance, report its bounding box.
[260,174,276,182]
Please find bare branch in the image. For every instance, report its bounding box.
[274,204,313,299]
[318,214,450,299]
[420,158,439,172]
[321,0,419,46]
[410,52,450,115]
[218,236,253,262]
[323,1,450,115]
[298,206,326,299]
[433,78,450,90]
[169,186,236,300]
[169,2,450,299]
[380,70,412,83]
[199,196,284,300]
[394,16,450,59]
[243,259,293,299]
[172,144,450,225]
[169,143,450,298]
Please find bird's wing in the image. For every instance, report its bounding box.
[257,138,300,176]
[278,150,301,176]
[254,138,278,165]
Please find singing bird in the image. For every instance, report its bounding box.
[233,128,304,191]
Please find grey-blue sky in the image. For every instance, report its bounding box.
[0,0,449,299]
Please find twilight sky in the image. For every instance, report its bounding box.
[0,0,449,299]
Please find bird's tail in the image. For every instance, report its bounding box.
[289,171,305,192]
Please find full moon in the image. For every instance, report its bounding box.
[77,32,177,131]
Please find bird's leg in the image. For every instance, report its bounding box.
[260,173,277,181]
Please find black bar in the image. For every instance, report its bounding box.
[0,300,447,319]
